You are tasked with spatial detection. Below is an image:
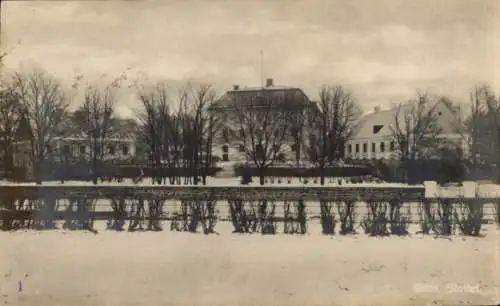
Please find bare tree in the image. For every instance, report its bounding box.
[182,84,224,185]
[308,85,360,185]
[231,89,297,185]
[390,92,442,182]
[136,82,171,184]
[481,87,500,182]
[11,69,69,184]
[72,83,116,184]
[0,86,22,178]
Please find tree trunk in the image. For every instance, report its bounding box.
[33,160,42,185]
[259,167,266,185]
[91,157,98,185]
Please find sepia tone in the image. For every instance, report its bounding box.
[0,0,499,305]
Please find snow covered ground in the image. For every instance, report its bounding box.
[0,222,498,306]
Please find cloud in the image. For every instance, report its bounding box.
[2,0,498,117]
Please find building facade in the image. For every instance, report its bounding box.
[209,78,318,164]
[345,99,465,161]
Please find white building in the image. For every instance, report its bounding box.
[345,98,465,160]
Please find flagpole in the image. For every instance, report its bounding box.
[260,49,264,88]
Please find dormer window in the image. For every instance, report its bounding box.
[373,125,383,134]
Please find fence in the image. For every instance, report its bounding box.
[0,182,498,235]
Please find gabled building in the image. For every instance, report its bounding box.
[12,115,137,169]
[49,117,137,163]
[345,98,464,160]
[209,78,318,163]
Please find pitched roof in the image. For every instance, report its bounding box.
[351,105,409,140]
[351,99,460,140]
[211,86,311,110]
[62,116,138,140]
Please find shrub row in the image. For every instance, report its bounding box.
[1,199,489,237]
[234,165,374,178]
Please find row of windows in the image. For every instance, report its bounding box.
[348,141,395,154]
[221,144,298,154]
[46,143,130,156]
[221,128,299,142]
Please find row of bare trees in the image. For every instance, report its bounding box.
[4,67,500,185]
[136,82,225,185]
[0,68,126,184]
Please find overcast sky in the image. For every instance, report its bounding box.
[1,0,498,117]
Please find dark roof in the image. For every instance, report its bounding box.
[210,86,312,110]
[62,115,138,140]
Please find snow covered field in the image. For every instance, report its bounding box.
[0,179,499,305]
[0,222,498,306]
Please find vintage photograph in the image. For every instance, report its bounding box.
[0,0,498,305]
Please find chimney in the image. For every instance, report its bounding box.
[233,85,239,90]
[266,78,273,87]
[374,106,381,113]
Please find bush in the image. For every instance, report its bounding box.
[453,199,483,236]
[361,201,389,236]
[63,198,97,232]
[337,201,356,235]
[388,200,410,235]
[319,200,336,235]
[147,198,164,231]
[170,200,218,234]
[233,165,372,178]
[228,199,258,233]
[128,198,146,231]
[418,199,453,236]
[107,198,127,231]
[283,200,307,234]
[258,200,277,235]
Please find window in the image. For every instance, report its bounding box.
[363,143,367,153]
[63,145,70,155]
[355,143,359,153]
[348,144,352,153]
[222,145,229,153]
[380,142,385,153]
[239,128,244,138]
[222,128,229,142]
[390,141,395,152]
[80,145,86,154]
[291,128,298,138]
[222,154,229,161]
[122,144,129,155]
[371,143,376,153]
[291,144,298,152]
[238,144,245,152]
[108,145,115,155]
[373,125,383,134]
